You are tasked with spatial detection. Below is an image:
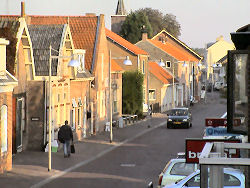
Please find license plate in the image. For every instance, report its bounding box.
[174,122,181,124]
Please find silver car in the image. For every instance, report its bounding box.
[164,168,245,188]
[158,158,198,187]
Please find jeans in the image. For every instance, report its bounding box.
[63,140,71,156]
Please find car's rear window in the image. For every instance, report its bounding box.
[170,162,195,176]
[168,109,188,116]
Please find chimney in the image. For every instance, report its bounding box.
[142,32,148,41]
[216,35,224,42]
[85,13,96,16]
[0,38,9,78]
[21,1,25,17]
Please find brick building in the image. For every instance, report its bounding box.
[0,38,18,173]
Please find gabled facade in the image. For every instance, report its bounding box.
[136,31,203,105]
[206,36,235,84]
[0,38,18,173]
[1,0,111,139]
[148,61,177,112]
[0,17,35,152]
[28,14,110,135]
[105,28,150,110]
[28,24,78,149]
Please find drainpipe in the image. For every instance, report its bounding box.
[43,80,47,146]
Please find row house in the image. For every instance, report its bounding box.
[29,14,110,136]
[151,30,203,101]
[148,61,177,112]
[105,28,149,110]
[0,17,35,153]
[136,30,202,107]
[205,36,235,85]
[0,1,111,152]
[0,38,18,173]
[110,59,123,122]
[27,23,92,150]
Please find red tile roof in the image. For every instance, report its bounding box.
[105,28,148,56]
[149,62,177,84]
[152,29,202,60]
[149,40,198,62]
[111,59,123,72]
[28,16,98,71]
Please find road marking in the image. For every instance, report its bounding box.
[120,164,136,167]
[30,121,166,188]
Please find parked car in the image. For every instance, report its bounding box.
[158,154,199,187]
[166,108,192,129]
[163,168,245,188]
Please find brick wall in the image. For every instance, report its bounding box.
[70,80,90,140]
[0,92,13,173]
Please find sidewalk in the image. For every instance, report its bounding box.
[0,113,167,188]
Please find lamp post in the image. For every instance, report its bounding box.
[48,45,80,171]
[109,50,132,143]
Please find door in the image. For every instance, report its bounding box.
[16,98,24,152]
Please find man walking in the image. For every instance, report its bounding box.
[58,120,73,158]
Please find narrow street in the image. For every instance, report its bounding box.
[0,91,226,188]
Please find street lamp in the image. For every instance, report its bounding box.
[48,45,80,171]
[109,50,132,143]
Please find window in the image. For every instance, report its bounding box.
[77,108,81,129]
[58,94,60,103]
[224,174,241,186]
[149,90,156,100]
[142,60,145,74]
[186,174,200,187]
[1,105,8,153]
[166,61,171,68]
[113,89,118,113]
[170,162,196,176]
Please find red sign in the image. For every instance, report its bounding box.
[205,118,240,127]
[186,139,240,163]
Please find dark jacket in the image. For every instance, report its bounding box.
[58,125,73,143]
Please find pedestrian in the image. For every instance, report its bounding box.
[58,120,73,158]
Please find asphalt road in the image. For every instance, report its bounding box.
[42,92,227,188]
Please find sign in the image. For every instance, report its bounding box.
[31,117,40,121]
[205,118,240,127]
[186,139,240,163]
[205,127,241,136]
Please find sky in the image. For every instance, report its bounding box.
[1,0,249,48]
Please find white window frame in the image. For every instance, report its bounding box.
[1,105,8,153]
[149,89,156,100]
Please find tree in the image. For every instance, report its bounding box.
[122,71,144,117]
[135,8,181,38]
[120,12,153,44]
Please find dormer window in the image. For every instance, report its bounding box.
[166,61,171,68]
[74,49,86,73]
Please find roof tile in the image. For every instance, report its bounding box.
[149,40,198,62]
[105,28,148,55]
[29,16,98,71]
[149,61,177,84]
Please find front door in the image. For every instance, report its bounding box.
[16,98,24,152]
